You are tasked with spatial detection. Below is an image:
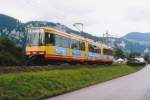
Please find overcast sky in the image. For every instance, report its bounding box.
[1,0,150,37]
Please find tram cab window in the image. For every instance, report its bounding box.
[39,32,45,45]
[27,30,45,46]
[45,32,55,45]
[55,35,63,47]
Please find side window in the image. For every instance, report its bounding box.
[103,49,106,55]
[55,35,63,47]
[63,37,70,48]
[103,49,112,55]
[88,44,99,53]
[88,44,91,52]
[71,40,76,49]
[55,35,70,48]
[45,32,55,45]
[88,44,94,52]
[108,49,113,55]
[80,42,85,51]
[71,40,80,50]
[95,47,100,53]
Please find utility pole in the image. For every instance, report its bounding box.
[106,30,109,46]
[102,30,114,47]
[103,33,106,45]
[103,30,109,46]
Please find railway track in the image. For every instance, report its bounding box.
[0,63,112,74]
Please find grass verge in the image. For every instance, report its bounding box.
[0,64,143,100]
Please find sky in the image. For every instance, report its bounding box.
[1,0,150,37]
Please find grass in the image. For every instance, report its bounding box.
[0,64,143,100]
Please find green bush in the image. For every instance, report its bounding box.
[0,37,24,65]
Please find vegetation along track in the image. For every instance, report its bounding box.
[0,64,143,100]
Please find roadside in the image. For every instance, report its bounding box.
[48,65,149,100]
[0,64,143,100]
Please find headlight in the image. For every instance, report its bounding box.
[39,51,45,55]
[26,52,30,55]
[32,51,37,55]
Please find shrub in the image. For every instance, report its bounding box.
[0,37,24,65]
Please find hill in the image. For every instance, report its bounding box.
[0,14,150,53]
[123,32,150,43]
[0,14,102,44]
[0,14,24,36]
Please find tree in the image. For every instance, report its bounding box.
[144,54,149,62]
[114,48,125,59]
[128,52,141,60]
[0,37,24,65]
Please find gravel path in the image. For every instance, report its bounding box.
[47,65,150,100]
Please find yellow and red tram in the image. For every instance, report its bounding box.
[25,27,113,64]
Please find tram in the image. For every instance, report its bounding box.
[25,27,113,65]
